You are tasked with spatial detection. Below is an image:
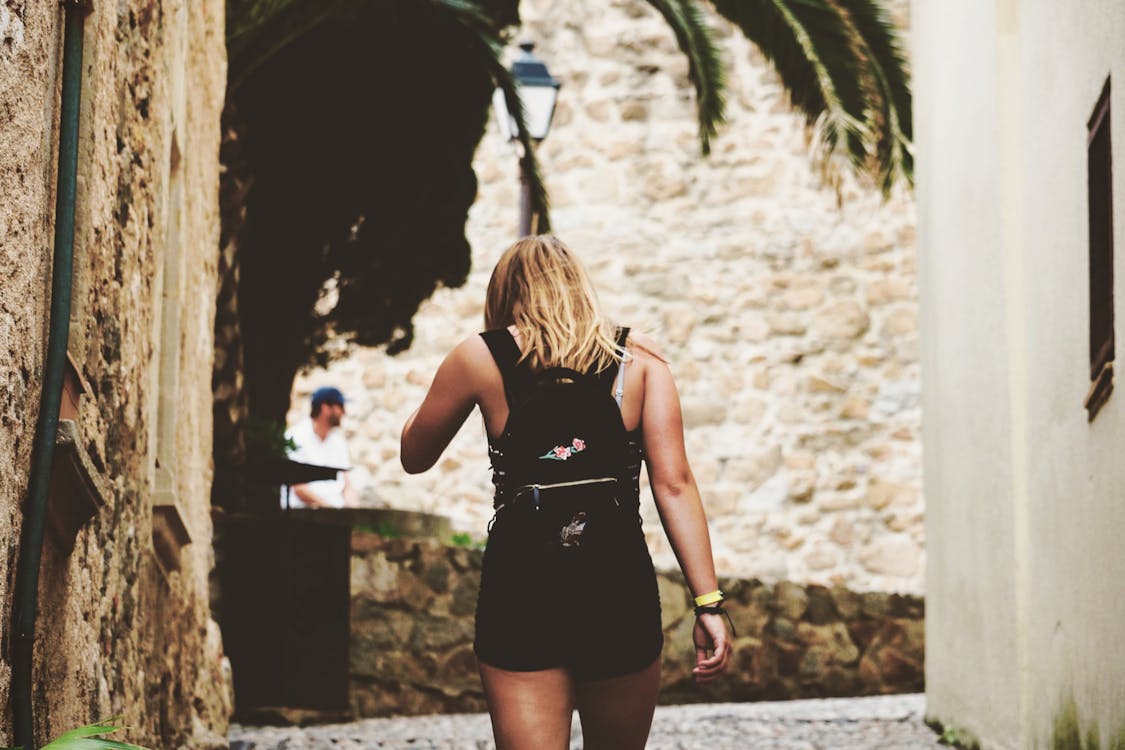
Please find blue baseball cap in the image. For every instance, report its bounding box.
[311,386,347,409]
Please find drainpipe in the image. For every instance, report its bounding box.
[10,2,91,748]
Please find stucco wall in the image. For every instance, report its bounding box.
[0,2,229,747]
[291,0,923,595]
[914,0,1022,745]
[917,1,1125,748]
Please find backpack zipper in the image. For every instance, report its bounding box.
[515,477,619,510]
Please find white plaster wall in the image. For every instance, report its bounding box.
[1016,2,1125,746]
[915,0,1022,744]
[918,0,1125,747]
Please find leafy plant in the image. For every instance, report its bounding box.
[354,521,401,538]
[3,719,150,750]
[244,415,297,458]
[450,532,485,549]
[940,726,961,745]
[376,521,401,538]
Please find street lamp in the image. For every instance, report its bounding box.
[492,41,561,237]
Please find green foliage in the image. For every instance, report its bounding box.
[354,521,401,538]
[2,719,150,750]
[433,0,550,229]
[226,0,511,422]
[450,531,485,549]
[938,725,969,747]
[243,415,296,458]
[924,717,978,750]
[645,0,726,155]
[226,0,353,89]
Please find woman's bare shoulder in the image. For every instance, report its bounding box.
[449,332,495,369]
[625,329,668,365]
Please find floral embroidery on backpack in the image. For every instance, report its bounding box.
[540,437,586,461]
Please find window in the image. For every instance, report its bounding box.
[1086,77,1114,421]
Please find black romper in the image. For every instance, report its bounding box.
[473,328,664,679]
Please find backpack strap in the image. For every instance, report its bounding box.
[596,326,631,407]
[480,329,532,406]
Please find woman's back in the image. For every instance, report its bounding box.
[469,324,650,440]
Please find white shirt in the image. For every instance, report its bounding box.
[281,418,351,508]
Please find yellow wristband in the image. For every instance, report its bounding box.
[693,589,724,607]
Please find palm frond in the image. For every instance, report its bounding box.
[435,0,551,230]
[645,0,727,155]
[226,0,356,91]
[708,0,911,194]
[832,0,913,191]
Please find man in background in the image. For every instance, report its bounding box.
[284,386,358,508]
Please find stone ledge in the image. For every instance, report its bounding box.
[348,535,924,717]
[46,419,111,552]
[152,496,192,573]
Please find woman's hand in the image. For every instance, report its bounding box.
[692,613,732,683]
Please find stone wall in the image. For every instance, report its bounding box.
[349,533,924,717]
[292,0,922,595]
[0,2,229,747]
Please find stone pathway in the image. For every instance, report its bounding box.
[229,693,944,749]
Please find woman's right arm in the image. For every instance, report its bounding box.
[637,340,731,682]
[400,337,482,474]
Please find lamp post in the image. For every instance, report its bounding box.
[492,41,561,237]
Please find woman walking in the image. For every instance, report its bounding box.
[401,235,731,749]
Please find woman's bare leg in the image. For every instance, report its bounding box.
[478,662,576,750]
[574,657,661,750]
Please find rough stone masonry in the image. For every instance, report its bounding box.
[0,2,230,746]
[346,534,924,718]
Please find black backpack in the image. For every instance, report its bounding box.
[482,327,632,549]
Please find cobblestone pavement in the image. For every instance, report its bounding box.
[229,693,945,749]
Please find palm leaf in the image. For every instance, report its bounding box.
[434,0,551,230]
[708,0,910,193]
[33,719,149,750]
[832,0,913,190]
[226,0,357,90]
[645,0,727,155]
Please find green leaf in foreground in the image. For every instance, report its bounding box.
[30,719,150,750]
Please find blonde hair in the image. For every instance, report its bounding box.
[484,235,623,374]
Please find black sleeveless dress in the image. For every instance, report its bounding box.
[472,328,664,679]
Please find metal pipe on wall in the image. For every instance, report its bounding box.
[10,2,90,747]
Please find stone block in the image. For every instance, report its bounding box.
[830,586,862,620]
[723,445,782,488]
[409,616,474,652]
[449,571,481,617]
[787,470,817,503]
[812,300,870,340]
[774,581,809,620]
[804,585,837,624]
[658,575,690,628]
[765,312,808,336]
[858,535,921,578]
[880,303,918,336]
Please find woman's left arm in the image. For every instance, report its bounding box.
[400,337,481,474]
[637,342,731,683]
